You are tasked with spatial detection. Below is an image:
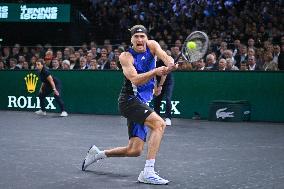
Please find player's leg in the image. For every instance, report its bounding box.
[105,121,146,157]
[138,112,169,184]
[82,138,144,171]
[82,121,146,171]
[119,98,169,184]
[105,137,144,157]
[144,112,165,160]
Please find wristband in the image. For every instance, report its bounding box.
[53,88,56,91]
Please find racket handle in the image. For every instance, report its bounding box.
[174,53,183,64]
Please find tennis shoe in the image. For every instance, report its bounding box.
[82,145,101,171]
[60,111,68,117]
[35,109,46,116]
[165,118,171,126]
[138,171,169,185]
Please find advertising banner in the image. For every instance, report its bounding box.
[0,3,70,22]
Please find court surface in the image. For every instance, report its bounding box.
[0,110,284,189]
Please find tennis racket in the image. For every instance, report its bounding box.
[175,31,209,64]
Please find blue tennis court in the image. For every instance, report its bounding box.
[0,111,283,189]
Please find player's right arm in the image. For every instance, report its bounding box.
[119,52,168,86]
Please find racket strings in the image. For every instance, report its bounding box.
[182,32,209,62]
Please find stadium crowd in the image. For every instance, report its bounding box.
[0,0,283,71]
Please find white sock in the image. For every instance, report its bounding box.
[144,159,155,173]
[96,151,107,159]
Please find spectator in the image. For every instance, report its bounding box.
[263,41,272,52]
[255,48,265,69]
[223,50,236,65]
[35,44,44,58]
[113,48,122,69]
[106,44,115,60]
[113,48,121,62]
[63,47,71,60]
[17,55,25,69]
[97,48,110,70]
[9,58,19,70]
[90,47,98,59]
[273,45,281,64]
[86,52,93,67]
[171,46,181,60]
[90,41,97,49]
[240,62,248,71]
[118,44,126,53]
[232,39,241,57]
[56,50,63,61]
[174,40,182,50]
[247,48,255,57]
[74,51,81,60]
[247,38,256,50]
[81,42,88,52]
[205,54,217,70]
[235,45,248,68]
[247,56,261,71]
[262,52,278,71]
[22,61,29,70]
[2,0,282,72]
[195,59,206,71]
[226,58,239,71]
[89,59,98,70]
[62,60,71,70]
[109,60,119,70]
[278,44,284,70]
[29,56,37,70]
[74,0,281,63]
[217,42,228,59]
[52,58,61,70]
[159,40,168,51]
[2,47,11,66]
[11,44,20,60]
[69,54,77,69]
[0,60,5,70]
[44,50,53,69]
[218,58,227,71]
[78,48,85,56]
[79,57,89,70]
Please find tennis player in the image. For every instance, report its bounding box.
[35,59,68,117]
[82,25,176,185]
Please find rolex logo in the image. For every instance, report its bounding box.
[24,73,38,93]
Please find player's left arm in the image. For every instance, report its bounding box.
[147,40,175,68]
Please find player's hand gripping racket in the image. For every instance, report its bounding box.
[170,31,209,70]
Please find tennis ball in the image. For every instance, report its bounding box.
[187,41,196,49]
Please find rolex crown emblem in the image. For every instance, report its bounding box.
[24,73,38,93]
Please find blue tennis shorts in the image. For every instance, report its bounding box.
[119,97,154,141]
[127,121,149,142]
